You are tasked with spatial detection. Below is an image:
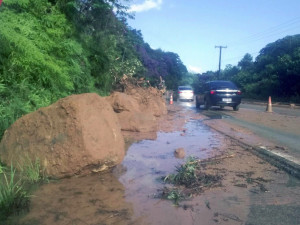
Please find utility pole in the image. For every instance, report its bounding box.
[215,45,227,79]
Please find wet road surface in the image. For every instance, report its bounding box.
[118,119,223,224]
[201,109,300,156]
[187,100,300,159]
[13,101,300,225]
[240,103,300,117]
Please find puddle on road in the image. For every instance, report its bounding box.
[16,120,223,225]
[201,111,233,120]
[116,120,222,224]
[121,119,220,175]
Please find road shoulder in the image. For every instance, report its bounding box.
[203,116,300,178]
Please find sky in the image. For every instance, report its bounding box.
[124,0,300,73]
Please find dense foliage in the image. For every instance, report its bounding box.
[193,34,300,103]
[125,28,191,90]
[0,0,189,139]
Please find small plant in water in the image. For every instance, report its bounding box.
[166,189,183,206]
[164,156,199,187]
[158,187,185,206]
[160,156,223,205]
[0,165,30,220]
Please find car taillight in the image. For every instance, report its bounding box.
[178,91,182,94]
[210,90,216,95]
[237,90,242,95]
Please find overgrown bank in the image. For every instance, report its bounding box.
[0,0,190,140]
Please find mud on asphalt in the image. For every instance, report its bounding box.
[155,103,300,225]
[14,102,300,225]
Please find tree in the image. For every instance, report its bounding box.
[254,35,300,99]
[132,33,189,89]
[221,64,240,80]
[238,53,253,71]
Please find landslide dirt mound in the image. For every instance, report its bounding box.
[107,92,141,113]
[106,92,158,133]
[107,81,167,134]
[0,78,168,178]
[122,82,167,117]
[0,93,125,178]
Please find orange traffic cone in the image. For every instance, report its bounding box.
[266,96,273,112]
[170,94,173,105]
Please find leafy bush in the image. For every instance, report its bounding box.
[0,0,92,139]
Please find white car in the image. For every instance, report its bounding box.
[178,86,194,101]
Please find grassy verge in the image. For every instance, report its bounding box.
[0,165,30,221]
[20,156,46,183]
[0,158,46,222]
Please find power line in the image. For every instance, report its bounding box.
[221,17,300,66]
[246,24,300,44]
[227,16,300,47]
[223,27,300,64]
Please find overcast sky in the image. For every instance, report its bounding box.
[125,0,300,73]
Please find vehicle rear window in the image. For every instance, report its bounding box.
[209,81,237,89]
[178,86,193,91]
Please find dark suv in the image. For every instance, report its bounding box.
[195,80,242,111]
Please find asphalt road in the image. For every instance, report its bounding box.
[202,104,299,154]
[175,100,300,225]
[176,99,300,159]
[241,102,300,117]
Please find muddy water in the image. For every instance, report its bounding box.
[16,173,135,225]
[15,120,223,225]
[12,108,300,225]
[116,120,223,225]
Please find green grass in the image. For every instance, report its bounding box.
[0,164,4,174]
[0,165,30,221]
[0,157,46,222]
[20,156,45,183]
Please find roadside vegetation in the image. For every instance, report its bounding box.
[19,156,46,184]
[193,35,300,103]
[0,159,46,222]
[0,0,191,140]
